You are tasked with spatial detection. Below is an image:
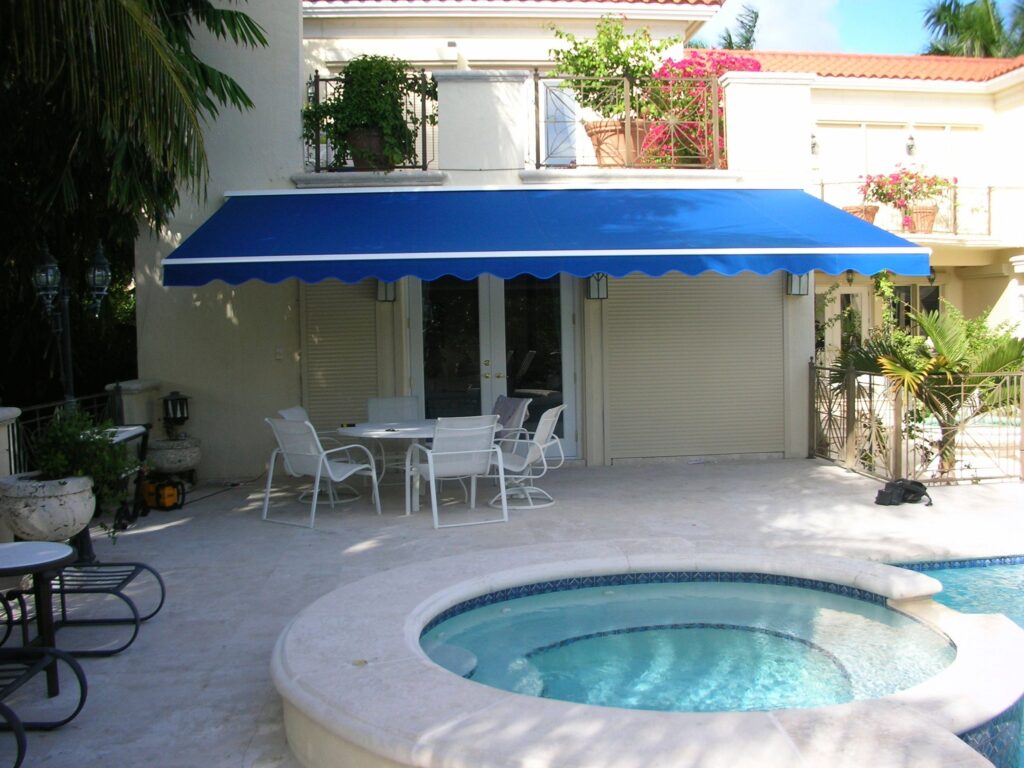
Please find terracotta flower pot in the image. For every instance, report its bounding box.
[842,205,879,224]
[905,205,938,234]
[0,473,95,542]
[584,119,650,167]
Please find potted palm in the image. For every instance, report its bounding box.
[0,410,135,542]
[549,17,677,167]
[303,55,436,171]
[858,167,956,233]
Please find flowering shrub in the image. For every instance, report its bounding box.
[640,51,761,168]
[859,167,956,228]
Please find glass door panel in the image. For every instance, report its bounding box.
[503,276,563,436]
[421,277,481,418]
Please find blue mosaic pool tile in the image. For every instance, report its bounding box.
[421,570,888,635]
[959,695,1023,768]
[897,555,1024,571]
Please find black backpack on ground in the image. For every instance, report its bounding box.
[875,478,933,506]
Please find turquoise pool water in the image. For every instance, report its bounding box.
[421,580,955,712]
[925,561,1024,768]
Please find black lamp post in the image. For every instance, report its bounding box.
[31,242,112,405]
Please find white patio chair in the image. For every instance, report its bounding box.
[490,395,532,439]
[367,396,421,482]
[277,405,358,500]
[262,417,380,528]
[404,415,508,529]
[489,404,565,510]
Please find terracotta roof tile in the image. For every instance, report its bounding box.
[733,50,1024,83]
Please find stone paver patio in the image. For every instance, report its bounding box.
[9,458,1024,767]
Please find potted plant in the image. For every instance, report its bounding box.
[549,16,677,167]
[0,410,135,542]
[302,55,436,172]
[858,167,956,233]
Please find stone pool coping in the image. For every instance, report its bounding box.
[272,541,1024,768]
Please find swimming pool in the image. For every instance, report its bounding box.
[909,558,1024,768]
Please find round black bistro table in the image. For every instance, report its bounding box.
[0,542,77,696]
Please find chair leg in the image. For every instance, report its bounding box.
[429,473,441,529]
[310,466,323,529]
[494,452,509,523]
[469,476,477,509]
[261,451,279,521]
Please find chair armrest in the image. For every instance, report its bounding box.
[324,443,376,467]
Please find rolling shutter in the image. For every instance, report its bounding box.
[604,274,784,459]
[300,281,378,430]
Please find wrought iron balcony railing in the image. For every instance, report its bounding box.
[533,71,725,170]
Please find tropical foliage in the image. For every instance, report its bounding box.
[924,0,1024,57]
[839,304,1024,476]
[641,51,761,168]
[0,0,265,406]
[549,16,678,118]
[718,4,760,50]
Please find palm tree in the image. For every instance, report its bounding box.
[842,309,1024,477]
[924,0,1024,57]
[718,5,760,50]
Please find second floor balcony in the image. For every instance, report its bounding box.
[814,181,1024,242]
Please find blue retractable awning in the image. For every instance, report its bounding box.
[161,187,929,286]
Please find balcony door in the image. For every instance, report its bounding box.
[410,275,577,456]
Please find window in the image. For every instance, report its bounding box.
[890,283,941,332]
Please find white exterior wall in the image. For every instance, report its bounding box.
[135,0,304,479]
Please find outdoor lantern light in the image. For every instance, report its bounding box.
[32,244,62,317]
[928,267,937,285]
[162,391,191,427]
[785,272,809,295]
[810,133,818,155]
[376,280,397,302]
[906,134,916,156]
[587,273,609,300]
[845,269,856,286]
[86,242,112,317]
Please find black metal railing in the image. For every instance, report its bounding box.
[5,393,116,476]
[303,69,437,173]
[533,71,724,170]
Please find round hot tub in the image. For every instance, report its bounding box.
[420,576,955,712]
[272,544,1024,768]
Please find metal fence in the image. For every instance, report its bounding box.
[5,393,116,476]
[533,72,723,170]
[812,363,1023,483]
[303,69,437,173]
[814,182,1024,239]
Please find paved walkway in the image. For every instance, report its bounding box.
[12,458,1024,767]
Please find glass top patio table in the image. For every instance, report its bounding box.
[337,420,436,440]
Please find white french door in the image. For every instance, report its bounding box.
[409,274,578,456]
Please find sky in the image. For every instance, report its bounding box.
[695,0,1017,55]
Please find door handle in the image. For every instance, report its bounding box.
[495,372,505,379]
[482,373,491,379]
[483,359,491,367]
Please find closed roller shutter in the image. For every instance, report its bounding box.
[301,281,378,430]
[605,274,784,459]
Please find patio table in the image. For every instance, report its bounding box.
[0,542,77,696]
[338,420,436,513]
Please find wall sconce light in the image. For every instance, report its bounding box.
[162,391,191,438]
[906,134,916,156]
[810,133,818,155]
[785,272,809,295]
[928,267,937,285]
[586,273,609,300]
[845,269,856,286]
[376,280,396,302]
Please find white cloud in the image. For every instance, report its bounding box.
[695,0,842,52]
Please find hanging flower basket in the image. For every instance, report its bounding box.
[859,167,954,234]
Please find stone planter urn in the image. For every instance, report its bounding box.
[0,473,95,542]
[147,437,201,478]
[584,119,650,167]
